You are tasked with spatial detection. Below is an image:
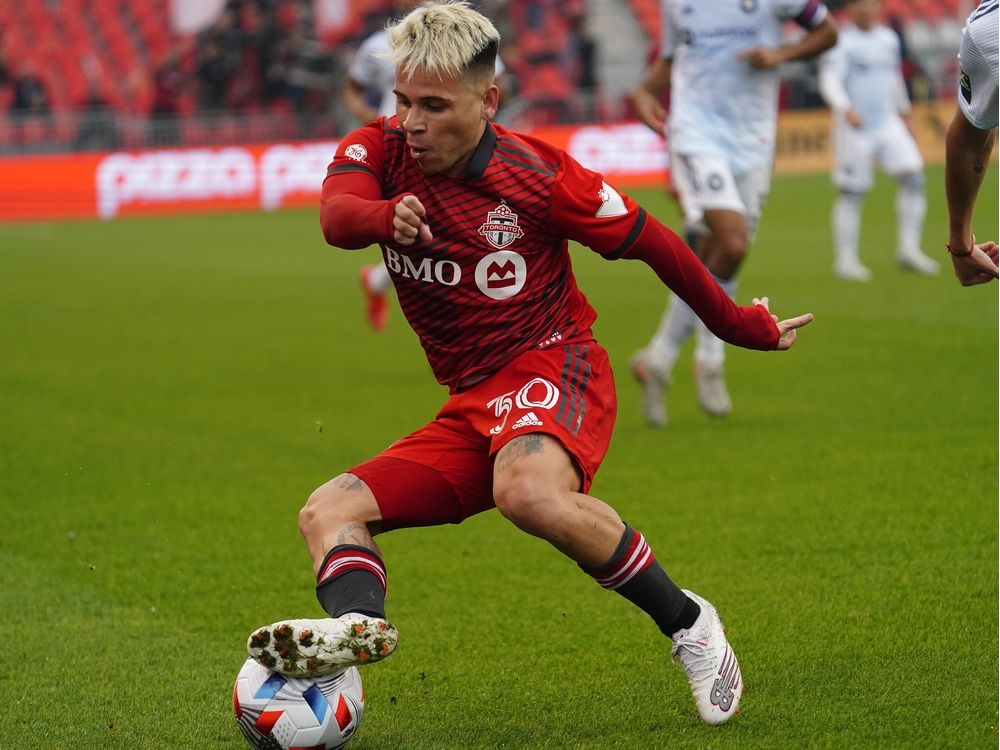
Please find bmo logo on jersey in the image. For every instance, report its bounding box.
[384,247,527,299]
[476,251,527,300]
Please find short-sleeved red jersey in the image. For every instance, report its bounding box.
[322,118,777,391]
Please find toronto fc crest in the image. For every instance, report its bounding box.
[478,201,525,249]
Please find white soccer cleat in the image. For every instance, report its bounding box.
[834,260,873,282]
[671,590,743,725]
[693,362,731,417]
[897,250,940,276]
[248,614,398,676]
[630,350,669,427]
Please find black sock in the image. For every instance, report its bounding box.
[314,545,387,619]
[582,524,700,637]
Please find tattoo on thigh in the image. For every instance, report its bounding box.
[495,433,546,473]
[333,473,365,491]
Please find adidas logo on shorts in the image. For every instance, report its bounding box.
[511,411,543,430]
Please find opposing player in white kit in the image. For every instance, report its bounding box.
[945,0,999,286]
[818,0,940,282]
[629,0,837,426]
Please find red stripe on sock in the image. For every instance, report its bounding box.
[594,531,653,589]
[318,549,387,592]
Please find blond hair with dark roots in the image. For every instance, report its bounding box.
[386,1,500,82]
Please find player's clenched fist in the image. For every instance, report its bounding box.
[393,194,433,246]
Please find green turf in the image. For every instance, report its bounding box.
[1,166,996,749]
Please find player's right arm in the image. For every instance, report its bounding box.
[945,108,999,284]
[943,2,999,284]
[739,4,838,69]
[629,56,671,135]
[342,78,380,126]
[342,35,384,125]
[818,42,863,127]
[320,123,430,249]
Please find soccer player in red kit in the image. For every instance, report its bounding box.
[247,0,813,726]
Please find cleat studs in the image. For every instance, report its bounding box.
[273,624,293,640]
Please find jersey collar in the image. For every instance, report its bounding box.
[464,122,496,181]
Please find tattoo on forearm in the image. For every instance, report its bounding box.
[974,157,985,175]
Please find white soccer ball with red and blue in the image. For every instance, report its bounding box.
[233,657,364,750]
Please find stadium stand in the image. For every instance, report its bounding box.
[0,0,971,154]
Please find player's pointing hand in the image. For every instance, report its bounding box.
[753,296,814,351]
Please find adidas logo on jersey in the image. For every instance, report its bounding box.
[511,411,544,430]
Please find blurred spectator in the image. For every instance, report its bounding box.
[8,60,51,117]
[283,17,336,112]
[195,34,237,110]
[8,59,53,147]
[68,55,119,151]
[889,13,933,101]
[194,3,248,111]
[503,0,589,125]
[149,52,187,145]
[73,83,121,152]
[254,4,295,104]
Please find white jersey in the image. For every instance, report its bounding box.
[348,28,508,119]
[957,0,999,130]
[348,30,396,117]
[818,24,910,130]
[661,0,829,173]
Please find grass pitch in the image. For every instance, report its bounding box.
[1,166,996,749]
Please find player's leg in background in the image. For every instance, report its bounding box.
[691,207,746,417]
[695,164,771,417]
[832,189,870,280]
[831,122,874,281]
[359,261,393,330]
[882,118,939,275]
[632,154,744,422]
[629,165,706,426]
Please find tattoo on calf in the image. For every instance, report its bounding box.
[337,521,373,548]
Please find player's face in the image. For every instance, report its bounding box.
[848,0,880,29]
[394,67,499,178]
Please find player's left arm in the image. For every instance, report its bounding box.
[619,214,812,351]
[550,160,811,351]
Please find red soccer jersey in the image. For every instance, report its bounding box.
[322,118,778,392]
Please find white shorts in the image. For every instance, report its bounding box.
[670,152,771,237]
[832,116,923,193]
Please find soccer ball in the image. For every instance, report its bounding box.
[233,657,365,750]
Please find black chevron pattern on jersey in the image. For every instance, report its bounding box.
[376,123,598,391]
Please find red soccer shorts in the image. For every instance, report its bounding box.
[349,338,618,531]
